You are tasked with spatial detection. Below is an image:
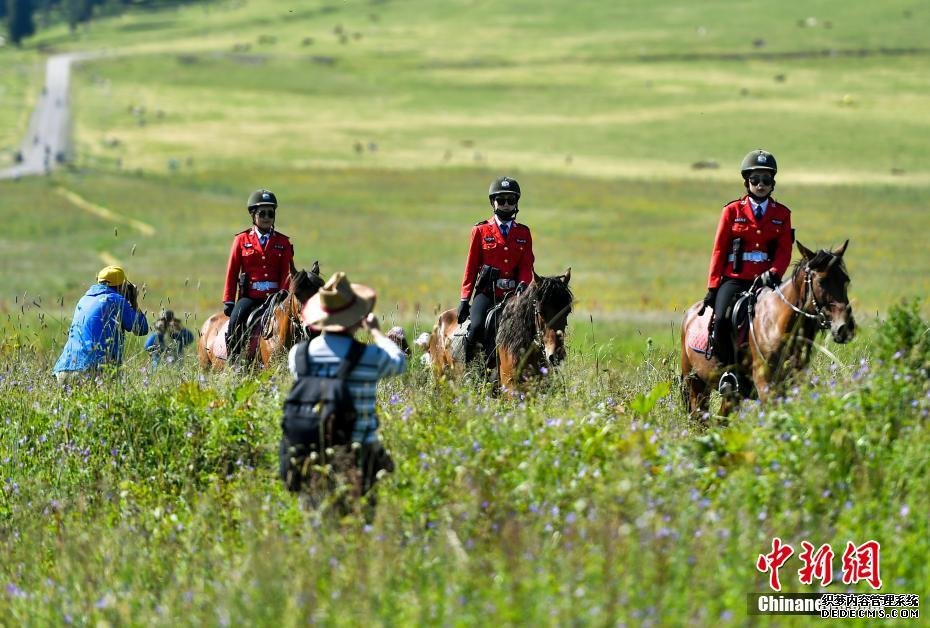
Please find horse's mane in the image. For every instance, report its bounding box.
[497,275,573,356]
[791,249,849,283]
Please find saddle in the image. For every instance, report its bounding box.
[727,291,757,349]
[451,296,511,366]
[245,290,289,335]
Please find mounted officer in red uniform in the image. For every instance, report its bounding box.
[703,150,793,388]
[457,176,535,364]
[224,188,295,361]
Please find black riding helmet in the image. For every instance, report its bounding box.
[247,188,278,213]
[488,176,521,202]
[740,150,777,179]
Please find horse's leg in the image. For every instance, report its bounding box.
[498,348,515,392]
[680,350,709,423]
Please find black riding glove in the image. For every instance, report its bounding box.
[702,289,717,308]
[759,271,780,289]
[515,281,529,295]
[223,301,234,317]
[456,299,470,324]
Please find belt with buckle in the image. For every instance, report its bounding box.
[495,279,517,290]
[728,251,769,263]
[251,281,279,291]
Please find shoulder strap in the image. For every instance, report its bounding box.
[336,339,366,380]
[294,340,311,377]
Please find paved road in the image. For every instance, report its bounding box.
[1,53,97,180]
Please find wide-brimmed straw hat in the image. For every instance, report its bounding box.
[301,272,376,332]
[97,265,127,286]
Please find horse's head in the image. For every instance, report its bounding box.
[530,268,573,365]
[291,261,325,305]
[796,240,855,343]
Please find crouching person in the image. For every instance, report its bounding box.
[281,272,405,518]
[53,265,149,383]
[145,310,195,368]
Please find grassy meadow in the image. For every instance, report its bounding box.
[1,0,929,623]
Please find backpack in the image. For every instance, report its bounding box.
[279,339,366,492]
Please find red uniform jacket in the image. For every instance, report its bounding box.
[461,218,535,300]
[223,228,294,302]
[707,196,793,289]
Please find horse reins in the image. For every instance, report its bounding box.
[774,267,831,330]
[747,265,831,361]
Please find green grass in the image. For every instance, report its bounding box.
[0,313,927,624]
[0,48,43,167]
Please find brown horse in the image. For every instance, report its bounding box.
[258,266,325,367]
[680,241,855,420]
[198,263,323,372]
[428,269,573,390]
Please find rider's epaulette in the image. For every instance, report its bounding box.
[514,222,528,229]
[724,198,742,208]
[275,230,290,239]
[235,228,250,236]
[475,219,489,226]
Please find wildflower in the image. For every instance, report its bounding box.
[6,583,26,598]
[899,505,910,518]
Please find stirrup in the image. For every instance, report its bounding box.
[718,371,739,396]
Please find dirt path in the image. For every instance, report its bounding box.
[0,52,98,180]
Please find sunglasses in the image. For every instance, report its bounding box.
[255,208,276,219]
[749,175,774,186]
[494,195,519,205]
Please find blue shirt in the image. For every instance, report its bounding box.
[288,332,406,444]
[54,284,149,373]
[144,327,195,367]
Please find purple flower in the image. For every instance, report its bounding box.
[900,505,910,518]
[6,583,26,598]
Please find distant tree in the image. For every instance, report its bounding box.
[7,0,36,46]
[64,0,91,31]
[0,2,7,20]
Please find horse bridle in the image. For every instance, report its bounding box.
[533,299,571,353]
[774,266,832,330]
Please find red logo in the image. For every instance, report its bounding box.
[756,537,795,591]
[798,541,834,586]
[757,539,882,591]
[841,540,882,590]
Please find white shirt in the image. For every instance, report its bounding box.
[493,215,514,235]
[749,198,769,218]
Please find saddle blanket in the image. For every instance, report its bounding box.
[686,308,712,354]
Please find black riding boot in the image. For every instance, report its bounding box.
[464,338,477,363]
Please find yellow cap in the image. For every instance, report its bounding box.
[97,265,127,286]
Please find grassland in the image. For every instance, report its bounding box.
[1,0,929,623]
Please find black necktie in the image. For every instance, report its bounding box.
[260,234,268,248]
[501,223,510,238]
[754,206,763,221]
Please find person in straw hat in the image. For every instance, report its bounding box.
[53,265,149,383]
[286,272,406,494]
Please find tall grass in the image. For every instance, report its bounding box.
[1,307,927,624]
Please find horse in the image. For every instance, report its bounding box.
[257,266,325,367]
[680,241,855,420]
[198,263,324,372]
[429,269,573,389]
